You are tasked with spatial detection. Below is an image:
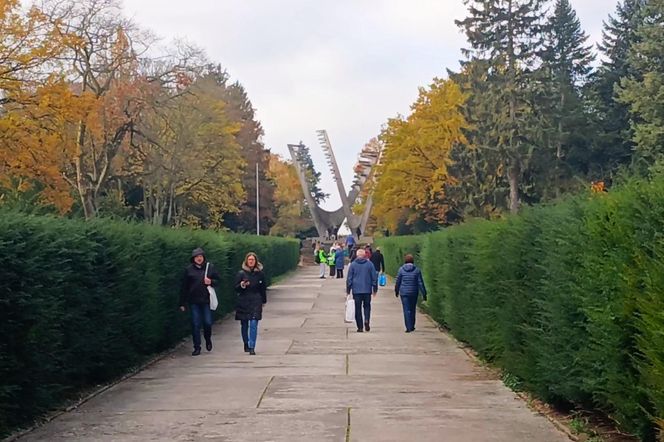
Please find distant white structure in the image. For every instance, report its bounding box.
[288,131,382,240]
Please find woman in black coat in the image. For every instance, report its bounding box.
[235,252,267,355]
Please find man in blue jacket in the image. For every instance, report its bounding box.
[395,254,427,333]
[346,249,378,332]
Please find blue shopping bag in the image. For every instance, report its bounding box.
[379,273,387,287]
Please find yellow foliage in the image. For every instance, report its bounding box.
[0,0,83,211]
[372,78,469,231]
[268,154,311,236]
[128,76,246,227]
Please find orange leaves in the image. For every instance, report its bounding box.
[591,181,606,194]
[0,0,79,211]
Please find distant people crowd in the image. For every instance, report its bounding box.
[317,236,427,333]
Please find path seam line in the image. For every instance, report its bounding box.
[256,376,275,408]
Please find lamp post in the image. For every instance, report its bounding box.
[256,162,260,236]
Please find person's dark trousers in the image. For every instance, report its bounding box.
[241,319,259,349]
[329,265,335,276]
[336,269,343,278]
[190,303,212,350]
[353,293,372,330]
[400,295,418,331]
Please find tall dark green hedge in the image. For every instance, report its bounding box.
[0,213,298,437]
[377,178,664,441]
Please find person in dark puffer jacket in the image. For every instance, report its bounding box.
[179,248,221,356]
[395,254,427,333]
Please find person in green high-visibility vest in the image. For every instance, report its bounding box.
[327,246,336,277]
[315,245,327,279]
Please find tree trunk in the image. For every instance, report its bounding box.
[75,122,95,219]
[555,89,565,198]
[508,163,520,214]
[166,182,175,225]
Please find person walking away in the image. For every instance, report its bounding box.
[235,252,267,355]
[179,248,220,356]
[335,246,345,278]
[317,247,327,279]
[328,246,336,277]
[345,235,356,256]
[370,247,385,274]
[314,242,321,266]
[350,244,359,262]
[395,254,427,333]
[364,245,372,260]
[346,249,378,332]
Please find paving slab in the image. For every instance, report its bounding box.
[19,265,568,441]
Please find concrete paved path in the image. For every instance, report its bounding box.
[23,266,568,442]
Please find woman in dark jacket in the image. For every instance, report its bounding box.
[235,252,267,355]
[179,248,221,356]
[334,246,345,278]
[395,254,427,333]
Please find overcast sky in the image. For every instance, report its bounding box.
[123,0,619,210]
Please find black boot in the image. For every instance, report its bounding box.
[192,348,201,356]
[249,348,256,355]
[364,322,370,332]
[244,343,250,353]
[206,340,212,352]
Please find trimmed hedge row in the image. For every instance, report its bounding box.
[0,212,299,437]
[377,178,664,441]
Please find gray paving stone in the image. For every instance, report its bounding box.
[18,265,568,441]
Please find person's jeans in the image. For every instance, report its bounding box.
[319,263,327,277]
[400,295,418,331]
[336,268,343,278]
[241,319,259,349]
[353,293,372,330]
[190,303,212,350]
[329,265,335,276]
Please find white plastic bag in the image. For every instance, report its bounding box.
[208,287,218,311]
[344,295,355,323]
[205,263,218,311]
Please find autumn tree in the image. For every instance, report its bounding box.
[38,0,157,219]
[127,73,244,228]
[372,78,469,231]
[206,66,275,234]
[268,154,312,236]
[0,0,82,211]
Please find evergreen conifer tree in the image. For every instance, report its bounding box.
[539,0,595,197]
[618,0,664,165]
[588,0,646,175]
[456,0,546,213]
